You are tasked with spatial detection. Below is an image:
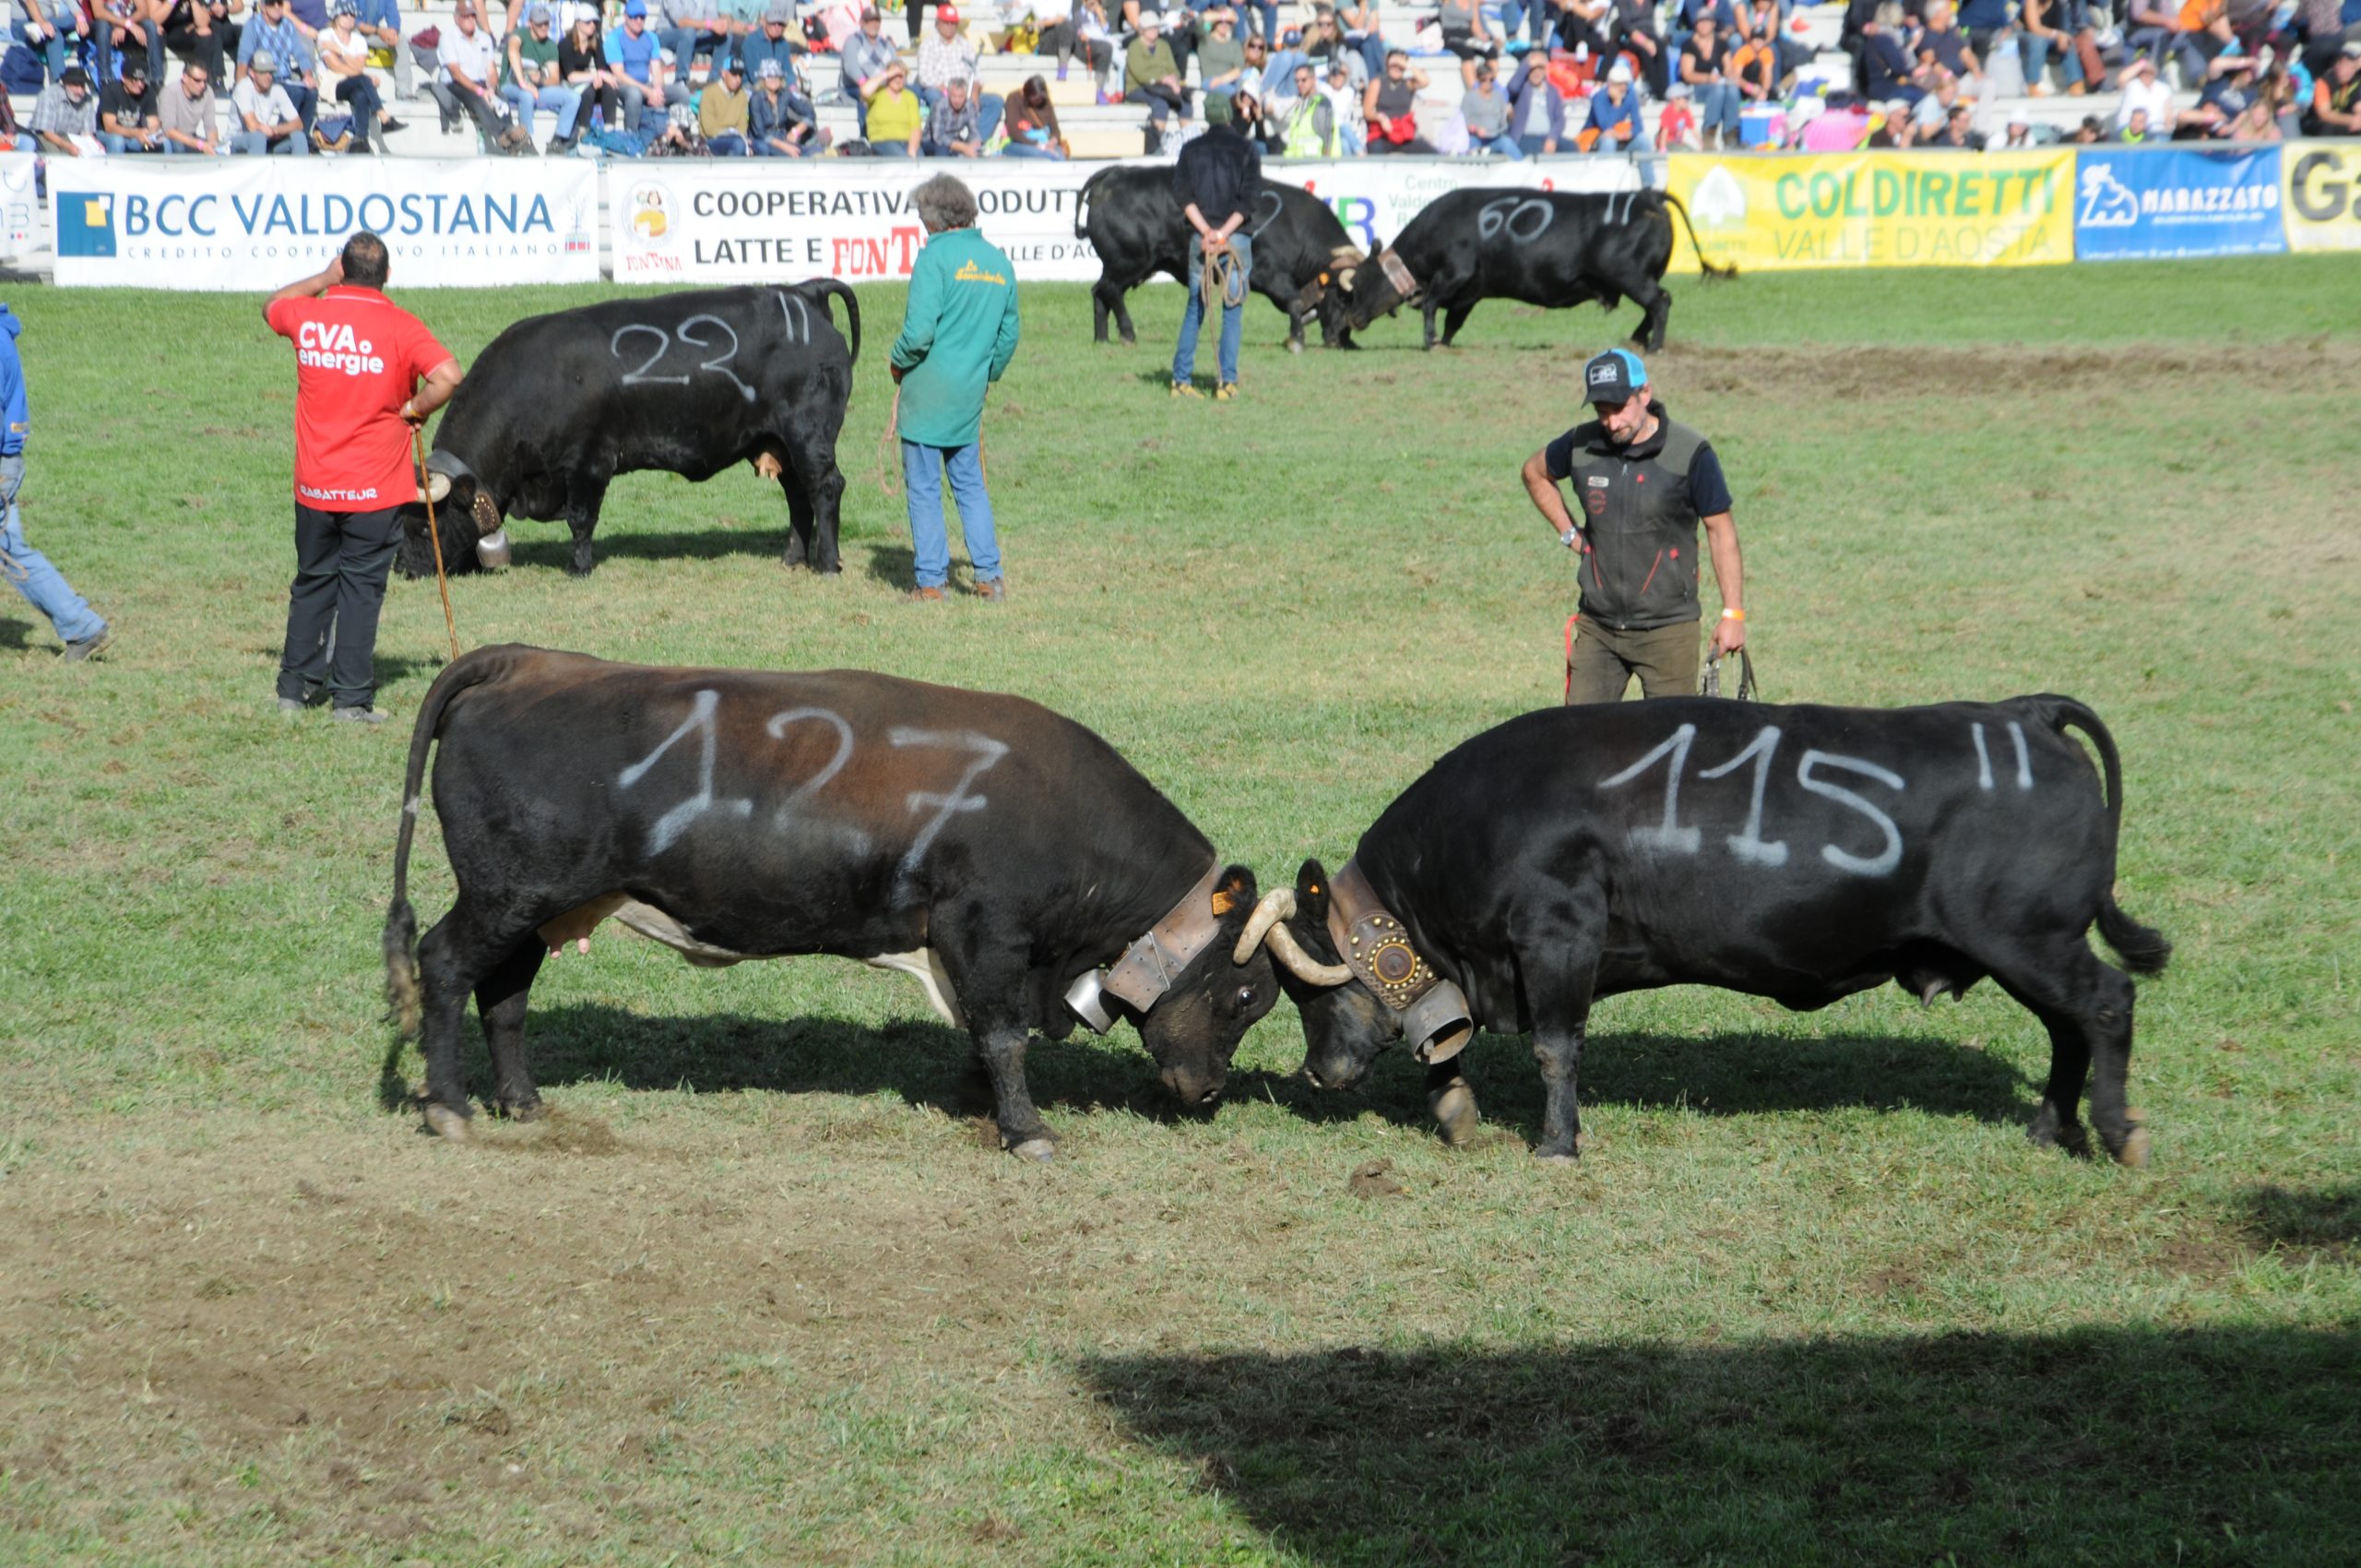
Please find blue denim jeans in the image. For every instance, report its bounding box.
[17,11,78,80]
[1172,231,1252,387]
[1469,131,1525,157]
[659,25,730,78]
[1697,79,1741,134]
[901,440,1000,589]
[231,128,312,153]
[99,131,166,152]
[499,82,582,138]
[0,455,106,647]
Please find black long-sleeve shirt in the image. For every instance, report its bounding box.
[1171,125,1262,230]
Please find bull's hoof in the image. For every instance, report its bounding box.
[1008,1137,1057,1162]
[494,1098,547,1123]
[2112,1123,2153,1169]
[1535,1150,1578,1167]
[2028,1108,2094,1158]
[423,1104,473,1143]
[1287,339,1304,355]
[1430,1082,1480,1146]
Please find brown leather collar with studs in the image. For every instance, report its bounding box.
[1325,860,1473,1064]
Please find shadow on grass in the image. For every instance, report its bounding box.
[1083,1328,2361,1566]
[499,520,794,574]
[1237,1027,2034,1146]
[2238,1183,2361,1258]
[0,615,37,651]
[481,1001,1192,1125]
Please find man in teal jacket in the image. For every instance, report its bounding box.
[890,174,1022,602]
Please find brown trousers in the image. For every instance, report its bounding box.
[1564,617,1700,705]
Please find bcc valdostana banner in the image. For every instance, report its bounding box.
[1666,150,2075,272]
[50,158,599,289]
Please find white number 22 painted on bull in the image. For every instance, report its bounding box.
[611,316,758,403]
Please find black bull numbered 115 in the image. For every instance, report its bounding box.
[1230,693,2170,1166]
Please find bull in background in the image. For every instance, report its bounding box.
[1334,187,1733,351]
[396,281,859,580]
[1236,695,2169,1165]
[383,646,1280,1158]
[1075,165,1367,351]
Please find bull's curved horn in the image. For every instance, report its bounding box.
[425,472,452,503]
[1331,244,1366,267]
[1232,887,1355,985]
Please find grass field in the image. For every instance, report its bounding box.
[3,255,2358,1566]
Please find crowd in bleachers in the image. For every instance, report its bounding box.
[0,0,2355,159]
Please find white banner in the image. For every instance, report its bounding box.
[49,158,600,289]
[609,155,1645,286]
[0,153,36,258]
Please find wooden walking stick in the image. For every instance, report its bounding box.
[413,424,459,663]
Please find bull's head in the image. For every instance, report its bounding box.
[1233,859,1399,1092]
[1309,244,1365,348]
[395,457,506,579]
[1333,249,1406,334]
[1126,864,1282,1107]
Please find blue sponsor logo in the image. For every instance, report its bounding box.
[2074,147,2284,261]
[54,192,117,257]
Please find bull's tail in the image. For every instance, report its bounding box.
[2033,695,2171,977]
[800,278,861,365]
[1660,191,1738,281]
[384,646,515,1037]
[1075,165,1116,241]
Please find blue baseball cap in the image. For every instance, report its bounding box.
[1584,348,1647,407]
[623,0,647,14]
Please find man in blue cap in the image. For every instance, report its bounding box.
[1521,348,1748,704]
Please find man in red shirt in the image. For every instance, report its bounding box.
[264,231,464,724]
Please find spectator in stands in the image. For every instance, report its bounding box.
[1587,58,1650,148]
[1302,7,1363,85]
[160,55,224,149]
[2068,111,2104,139]
[1737,0,1809,90]
[440,1,534,148]
[99,58,167,150]
[2306,40,2361,132]
[1240,0,1275,51]
[1038,0,1116,89]
[1507,49,1566,153]
[2114,53,2175,125]
[1363,48,1432,151]
[1679,13,1742,148]
[1864,95,1916,142]
[1730,8,1780,100]
[1263,24,1307,92]
[737,3,800,81]
[1000,73,1065,154]
[231,50,310,148]
[1242,25,1279,96]
[318,1,392,151]
[564,10,638,133]
[240,0,317,127]
[17,0,90,88]
[1458,57,1517,152]
[352,0,411,102]
[1657,78,1699,144]
[2114,102,2159,137]
[1670,0,1735,61]
[1859,2,1924,102]
[1270,57,1333,150]
[657,0,730,89]
[500,4,583,149]
[2292,0,2343,78]
[1610,0,1668,95]
[1168,81,1259,401]
[716,0,765,70]
[891,174,1019,602]
[694,53,750,148]
[2018,0,2098,94]
[32,64,101,154]
[839,6,896,134]
[922,71,984,150]
[1321,55,1365,148]
[749,54,825,150]
[1551,0,1611,58]
[0,306,111,664]
[1910,64,1962,131]
[1954,0,2014,75]
[2174,0,2236,77]
[142,0,231,89]
[2184,48,2255,130]
[868,57,924,151]
[1125,10,1188,152]
[605,0,670,124]
[1332,0,1386,77]
[1991,104,2035,143]
[1439,0,1501,88]
[917,4,980,106]
[1198,5,1248,100]
[1916,0,1982,81]
[2124,0,2201,82]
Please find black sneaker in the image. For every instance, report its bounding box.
[62,627,112,662]
[380,116,407,134]
[331,706,389,726]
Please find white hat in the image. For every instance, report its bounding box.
[1607,61,1631,83]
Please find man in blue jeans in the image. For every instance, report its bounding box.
[1169,82,1261,402]
[890,175,1021,602]
[0,304,111,662]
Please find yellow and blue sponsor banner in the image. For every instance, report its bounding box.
[1666,150,2075,273]
[2280,141,2361,253]
[2073,146,2284,260]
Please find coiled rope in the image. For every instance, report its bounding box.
[1199,240,1248,315]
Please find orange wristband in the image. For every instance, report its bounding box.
[1721,607,1746,621]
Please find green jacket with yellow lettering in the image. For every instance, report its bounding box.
[889,225,1021,449]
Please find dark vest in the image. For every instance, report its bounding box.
[1560,403,1711,632]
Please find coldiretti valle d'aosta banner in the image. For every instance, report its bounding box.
[1667,150,2075,272]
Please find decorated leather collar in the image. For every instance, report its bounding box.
[1064,862,1227,1033]
[1375,248,1419,300]
[1325,860,1473,1064]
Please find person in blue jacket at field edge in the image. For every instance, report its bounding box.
[889,174,1021,603]
[0,304,111,663]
